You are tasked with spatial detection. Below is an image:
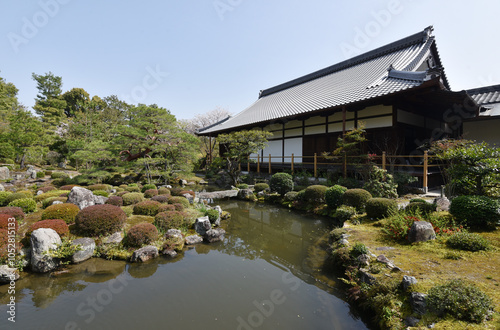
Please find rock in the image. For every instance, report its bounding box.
[358,269,376,285]
[199,180,208,185]
[204,228,226,243]
[405,316,420,327]
[102,232,123,245]
[182,193,194,204]
[30,228,62,273]
[110,189,117,193]
[163,249,177,258]
[410,292,427,315]
[339,239,349,245]
[408,221,436,243]
[0,265,20,283]
[179,179,187,186]
[357,254,370,267]
[36,190,43,195]
[402,275,417,291]
[434,197,450,212]
[71,238,95,263]
[67,186,107,209]
[375,246,395,251]
[237,188,254,200]
[197,190,239,200]
[52,200,64,205]
[194,216,211,236]
[130,246,159,262]
[0,167,9,180]
[58,162,66,169]
[185,235,203,245]
[19,247,31,269]
[165,229,183,239]
[26,166,37,179]
[0,183,4,191]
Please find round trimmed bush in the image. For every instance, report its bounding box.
[42,197,67,208]
[38,186,56,193]
[342,189,372,211]
[125,222,158,247]
[144,189,158,198]
[405,202,436,215]
[333,205,357,222]
[157,187,171,195]
[304,185,328,205]
[236,183,249,189]
[122,192,144,206]
[0,191,13,206]
[5,191,33,205]
[154,211,187,231]
[158,204,176,212]
[8,198,36,213]
[169,187,184,196]
[151,195,169,203]
[41,203,80,224]
[35,190,70,202]
[141,184,157,193]
[133,200,162,216]
[409,198,427,204]
[446,232,491,251]
[269,173,294,196]
[254,183,269,193]
[284,191,299,202]
[28,219,69,237]
[59,185,78,191]
[116,191,128,197]
[168,196,190,209]
[0,207,25,221]
[325,185,347,209]
[0,214,18,231]
[76,204,127,236]
[93,190,109,197]
[125,185,141,192]
[87,184,110,192]
[449,195,500,228]
[105,196,124,207]
[365,198,398,219]
[51,171,69,179]
[427,279,493,323]
[36,171,46,178]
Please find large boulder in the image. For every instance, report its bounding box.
[185,235,203,245]
[101,232,123,245]
[130,246,159,262]
[237,188,254,200]
[30,228,61,273]
[194,216,211,236]
[401,275,417,291]
[204,228,226,243]
[67,186,107,209]
[410,292,427,315]
[26,165,37,179]
[71,238,95,263]
[0,167,9,180]
[434,197,450,212]
[0,265,20,283]
[407,221,436,243]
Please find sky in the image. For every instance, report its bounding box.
[0,0,499,121]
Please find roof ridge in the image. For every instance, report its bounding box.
[466,84,500,95]
[259,26,434,98]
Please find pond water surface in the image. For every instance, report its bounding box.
[0,200,368,330]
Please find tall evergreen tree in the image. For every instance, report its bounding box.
[32,72,67,128]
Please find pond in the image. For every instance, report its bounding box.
[0,200,369,330]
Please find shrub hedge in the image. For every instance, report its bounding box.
[269,173,294,196]
[151,195,169,203]
[304,185,328,205]
[446,232,491,251]
[157,187,171,195]
[342,189,372,211]
[133,200,162,216]
[5,191,33,205]
[0,207,25,221]
[125,222,158,247]
[0,214,18,231]
[168,196,190,209]
[141,184,157,192]
[75,204,127,236]
[122,192,145,206]
[8,198,37,213]
[28,219,69,237]
[105,196,124,207]
[154,211,188,231]
[449,195,500,228]
[333,205,357,222]
[144,189,159,198]
[254,183,269,193]
[404,202,436,215]
[41,203,81,224]
[87,184,110,192]
[365,198,398,219]
[42,197,68,208]
[0,191,12,206]
[204,209,220,224]
[325,185,347,209]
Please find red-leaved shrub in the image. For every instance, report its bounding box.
[106,196,124,207]
[28,219,69,237]
[154,211,187,231]
[76,204,127,236]
[0,207,25,221]
[125,222,158,247]
[0,214,18,231]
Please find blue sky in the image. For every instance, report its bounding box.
[0,0,499,120]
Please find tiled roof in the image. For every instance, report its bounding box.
[468,84,500,117]
[199,26,446,135]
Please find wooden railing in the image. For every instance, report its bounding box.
[242,151,440,192]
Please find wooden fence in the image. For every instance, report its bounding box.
[241,151,440,192]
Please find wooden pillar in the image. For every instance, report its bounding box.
[209,135,213,164]
[291,153,294,174]
[268,154,272,174]
[382,151,386,170]
[314,153,317,178]
[247,160,250,172]
[423,150,428,193]
[257,154,260,173]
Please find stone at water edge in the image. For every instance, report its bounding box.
[165,229,183,239]
[0,265,20,283]
[185,235,203,245]
[130,246,159,262]
[71,238,95,263]
[30,228,62,273]
[194,216,211,236]
[204,228,226,243]
[163,249,178,258]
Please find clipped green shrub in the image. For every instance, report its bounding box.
[36,171,46,178]
[169,187,184,196]
[342,189,372,211]
[168,196,190,209]
[133,200,162,216]
[8,198,36,213]
[38,186,56,193]
[204,209,220,224]
[427,279,493,323]
[0,214,18,231]
[449,195,500,228]
[28,219,69,237]
[350,242,369,258]
[125,186,141,193]
[34,190,70,202]
[236,183,249,189]
[42,197,67,208]
[0,207,25,221]
[51,171,69,179]
[157,187,171,195]
[405,202,436,215]
[333,205,357,222]
[325,185,347,209]
[87,184,110,192]
[409,198,427,204]
[75,204,127,236]
[105,196,124,207]
[365,198,398,219]
[144,189,158,198]
[269,173,294,196]
[154,211,188,231]
[125,223,158,247]
[329,227,347,243]
[141,184,157,192]
[5,191,33,205]
[0,191,13,206]
[151,195,169,203]
[122,192,144,206]
[283,191,299,202]
[93,190,109,197]
[116,191,128,197]
[446,232,491,251]
[41,203,80,224]
[158,204,176,212]
[254,183,269,193]
[304,185,328,205]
